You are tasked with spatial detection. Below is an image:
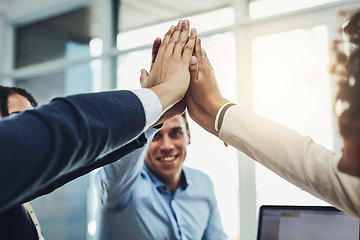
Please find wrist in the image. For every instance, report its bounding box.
[150,83,183,112]
[208,97,230,118]
[214,101,235,132]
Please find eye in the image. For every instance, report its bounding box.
[152,133,162,141]
[169,130,183,138]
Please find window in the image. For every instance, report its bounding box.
[15,5,99,68]
[249,0,340,19]
[115,9,240,240]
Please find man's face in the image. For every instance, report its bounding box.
[145,115,190,183]
[0,93,33,118]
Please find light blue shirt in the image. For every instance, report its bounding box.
[95,128,227,240]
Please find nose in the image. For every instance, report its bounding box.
[159,135,175,151]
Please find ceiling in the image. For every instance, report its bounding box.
[14,0,234,46]
[118,0,233,32]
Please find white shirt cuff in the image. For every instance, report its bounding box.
[131,89,162,131]
[214,102,236,132]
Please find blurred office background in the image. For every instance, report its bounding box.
[0,0,359,239]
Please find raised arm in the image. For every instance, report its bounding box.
[0,90,148,213]
[0,20,197,214]
[97,20,198,211]
[186,34,360,219]
[96,128,157,211]
[186,35,230,136]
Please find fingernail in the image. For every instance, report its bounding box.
[170,25,175,31]
[191,28,196,35]
[190,57,197,65]
[178,20,183,26]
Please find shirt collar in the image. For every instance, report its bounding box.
[143,164,189,191]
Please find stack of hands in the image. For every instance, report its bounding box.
[141,19,230,136]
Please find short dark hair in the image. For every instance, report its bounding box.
[331,11,360,136]
[0,86,38,117]
[180,112,190,132]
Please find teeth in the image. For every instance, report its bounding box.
[159,156,175,162]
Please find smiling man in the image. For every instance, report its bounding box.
[95,113,227,240]
[144,114,190,194]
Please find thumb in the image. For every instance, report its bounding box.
[189,56,198,82]
[140,69,149,88]
[151,37,162,71]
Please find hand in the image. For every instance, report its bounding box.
[186,35,230,135]
[186,91,218,135]
[145,19,197,114]
[140,39,186,126]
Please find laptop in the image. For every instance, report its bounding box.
[256,205,360,240]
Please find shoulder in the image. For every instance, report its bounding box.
[183,166,213,185]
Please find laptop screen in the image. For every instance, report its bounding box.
[257,205,360,240]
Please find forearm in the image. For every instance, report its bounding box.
[219,105,360,218]
[97,127,159,210]
[0,90,147,213]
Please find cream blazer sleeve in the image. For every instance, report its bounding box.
[218,105,360,219]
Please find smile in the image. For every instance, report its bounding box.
[158,155,178,162]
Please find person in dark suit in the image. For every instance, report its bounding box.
[0,86,45,239]
[0,19,197,239]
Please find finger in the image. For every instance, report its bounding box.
[189,56,198,81]
[140,69,149,88]
[194,34,203,63]
[185,89,192,104]
[157,25,176,57]
[202,48,214,70]
[150,37,161,71]
[185,90,197,118]
[173,19,190,56]
[182,29,197,62]
[165,20,184,55]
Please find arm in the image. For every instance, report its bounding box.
[186,35,360,219]
[97,127,158,211]
[1,22,197,215]
[220,106,360,218]
[0,19,197,213]
[0,90,147,213]
[97,20,197,211]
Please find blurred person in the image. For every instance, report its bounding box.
[186,12,360,219]
[0,86,45,239]
[95,113,227,240]
[0,86,37,117]
[0,19,196,240]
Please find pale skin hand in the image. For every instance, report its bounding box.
[186,35,230,136]
[141,19,197,125]
[142,19,197,117]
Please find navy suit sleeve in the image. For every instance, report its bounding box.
[0,90,147,213]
